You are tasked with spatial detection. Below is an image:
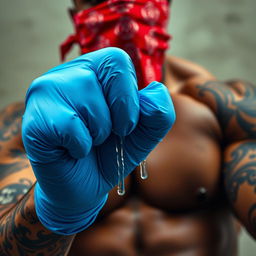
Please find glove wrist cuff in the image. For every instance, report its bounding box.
[34,183,108,235]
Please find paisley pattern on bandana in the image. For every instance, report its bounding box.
[60,0,171,89]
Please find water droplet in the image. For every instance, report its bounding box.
[116,136,125,196]
[140,160,148,180]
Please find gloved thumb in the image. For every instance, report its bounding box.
[97,81,176,189]
[124,81,176,165]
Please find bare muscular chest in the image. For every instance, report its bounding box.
[104,93,223,212]
[68,95,239,256]
[132,93,223,210]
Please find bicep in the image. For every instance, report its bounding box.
[223,140,256,239]
[184,79,256,142]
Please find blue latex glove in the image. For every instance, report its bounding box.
[22,47,176,235]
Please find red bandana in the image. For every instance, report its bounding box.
[60,0,171,89]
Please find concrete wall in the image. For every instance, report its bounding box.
[0,0,255,254]
[170,0,256,82]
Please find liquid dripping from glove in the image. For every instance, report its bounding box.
[116,136,125,196]
[140,160,148,180]
[116,137,148,196]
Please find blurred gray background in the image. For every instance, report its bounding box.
[0,0,255,254]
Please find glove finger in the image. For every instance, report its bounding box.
[125,81,176,166]
[27,70,112,147]
[96,81,175,189]
[84,47,140,136]
[22,101,92,163]
[38,48,139,137]
[53,68,112,146]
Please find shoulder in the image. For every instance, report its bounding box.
[165,55,215,84]
[181,78,256,143]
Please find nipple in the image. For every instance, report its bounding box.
[116,136,125,196]
[196,187,208,202]
[139,160,148,180]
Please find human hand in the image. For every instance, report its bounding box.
[22,47,175,235]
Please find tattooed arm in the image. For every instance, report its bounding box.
[223,141,256,238]
[183,79,256,238]
[0,103,75,255]
[0,103,33,217]
[0,186,75,256]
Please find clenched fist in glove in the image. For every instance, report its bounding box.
[22,47,176,235]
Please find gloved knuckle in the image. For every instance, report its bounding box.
[166,110,176,129]
[30,76,52,92]
[155,107,176,130]
[106,47,131,65]
[22,117,32,137]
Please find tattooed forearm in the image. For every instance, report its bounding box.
[0,187,75,256]
[9,149,27,159]
[0,179,32,212]
[224,141,256,237]
[0,105,72,254]
[197,80,256,140]
[0,103,24,143]
[0,160,30,180]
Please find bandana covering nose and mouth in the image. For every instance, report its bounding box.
[60,0,172,89]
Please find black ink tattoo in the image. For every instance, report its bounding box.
[0,104,24,142]
[224,141,256,235]
[0,189,74,256]
[0,179,32,211]
[9,149,27,159]
[197,81,256,139]
[224,142,256,202]
[0,161,30,180]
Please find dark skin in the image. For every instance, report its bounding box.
[0,1,256,255]
[0,104,75,256]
